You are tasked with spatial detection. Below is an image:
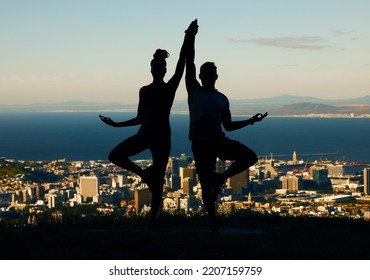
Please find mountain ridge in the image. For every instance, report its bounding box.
[1,94,370,115]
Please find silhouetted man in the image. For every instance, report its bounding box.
[185,19,267,232]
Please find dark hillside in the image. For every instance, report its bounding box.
[1,212,369,260]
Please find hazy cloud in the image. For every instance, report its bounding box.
[228,36,330,50]
[276,64,300,68]
[331,30,355,35]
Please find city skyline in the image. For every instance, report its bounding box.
[1,0,369,105]
[2,155,370,262]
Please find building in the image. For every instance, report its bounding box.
[328,165,344,177]
[364,168,370,195]
[11,190,23,205]
[227,170,248,195]
[169,174,181,191]
[314,194,353,203]
[79,176,99,203]
[134,187,151,214]
[167,157,179,176]
[35,185,46,199]
[310,167,331,190]
[180,167,196,189]
[182,177,194,195]
[280,175,303,192]
[115,175,126,187]
[292,150,297,163]
[47,193,63,208]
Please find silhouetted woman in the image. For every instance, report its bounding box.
[99,20,197,229]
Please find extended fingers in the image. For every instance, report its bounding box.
[99,115,111,123]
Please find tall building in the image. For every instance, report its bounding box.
[180,167,196,189]
[35,185,45,199]
[364,168,370,195]
[115,175,126,187]
[48,194,63,208]
[11,190,23,205]
[170,174,181,191]
[311,167,331,190]
[227,170,248,195]
[22,188,31,204]
[167,157,180,176]
[280,175,302,192]
[292,150,297,163]
[79,176,99,203]
[182,177,194,195]
[134,188,151,214]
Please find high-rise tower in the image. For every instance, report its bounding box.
[364,168,370,195]
[293,150,297,163]
[227,170,249,195]
[180,167,196,189]
[79,176,99,203]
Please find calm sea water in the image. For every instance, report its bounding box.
[0,112,369,163]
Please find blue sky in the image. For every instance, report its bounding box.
[1,0,369,104]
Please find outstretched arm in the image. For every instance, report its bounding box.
[99,89,146,128]
[222,107,268,132]
[99,114,142,128]
[185,19,201,92]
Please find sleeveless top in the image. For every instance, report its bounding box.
[138,82,174,138]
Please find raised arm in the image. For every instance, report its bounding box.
[222,106,268,132]
[166,22,190,90]
[185,19,200,92]
[164,20,200,104]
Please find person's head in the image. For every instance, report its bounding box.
[151,49,169,80]
[199,62,218,89]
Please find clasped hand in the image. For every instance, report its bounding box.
[185,19,198,36]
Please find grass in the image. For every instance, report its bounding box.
[1,212,370,260]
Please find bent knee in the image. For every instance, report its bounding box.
[249,151,258,166]
[108,150,121,164]
[240,150,258,167]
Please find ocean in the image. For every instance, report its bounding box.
[0,112,369,163]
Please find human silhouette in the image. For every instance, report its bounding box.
[99,20,198,230]
[184,19,268,232]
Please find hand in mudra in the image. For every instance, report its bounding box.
[99,114,117,127]
[251,112,268,124]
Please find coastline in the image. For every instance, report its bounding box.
[2,110,370,119]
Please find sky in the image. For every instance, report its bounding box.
[1,0,369,105]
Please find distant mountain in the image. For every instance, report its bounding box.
[0,101,137,113]
[230,94,324,105]
[227,94,370,115]
[276,102,370,115]
[229,94,370,105]
[173,95,333,114]
[1,95,370,115]
[328,95,370,105]
[277,102,338,114]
